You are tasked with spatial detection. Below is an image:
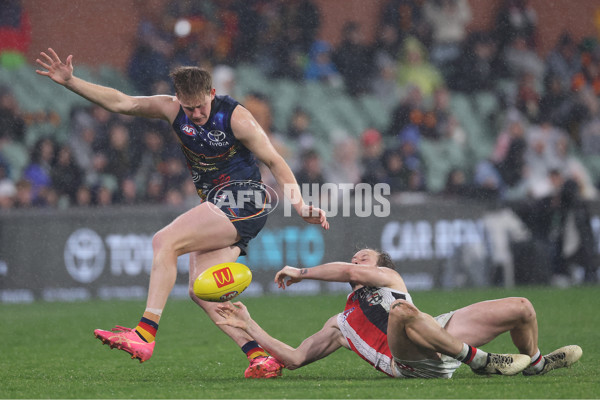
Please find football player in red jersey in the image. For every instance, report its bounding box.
[217,248,582,378]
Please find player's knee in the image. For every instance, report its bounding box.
[506,297,536,323]
[515,297,536,322]
[389,300,419,323]
[152,229,175,256]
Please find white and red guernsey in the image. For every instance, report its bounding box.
[336,286,413,376]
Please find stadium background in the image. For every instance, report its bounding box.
[2,0,600,303]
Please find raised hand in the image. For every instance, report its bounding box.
[300,204,329,230]
[274,266,304,290]
[35,48,74,85]
[215,302,251,330]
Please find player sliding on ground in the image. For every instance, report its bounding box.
[35,48,328,378]
[217,248,582,378]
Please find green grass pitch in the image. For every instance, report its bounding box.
[1,286,598,399]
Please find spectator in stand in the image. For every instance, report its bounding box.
[304,40,343,87]
[94,183,115,207]
[294,149,328,208]
[134,121,172,194]
[545,33,581,91]
[571,39,600,97]
[473,158,505,201]
[371,56,404,108]
[449,31,499,93]
[383,148,411,193]
[493,110,528,190]
[0,158,16,209]
[381,0,430,46]
[114,177,140,206]
[554,135,597,201]
[501,34,545,82]
[442,168,474,198]
[579,93,600,156]
[539,74,577,130]
[161,156,188,194]
[0,86,26,145]
[281,0,321,56]
[387,85,424,136]
[14,178,33,208]
[515,117,578,200]
[324,135,362,189]
[423,0,472,76]
[373,23,403,66]
[23,137,55,206]
[516,72,541,122]
[360,129,387,187]
[333,21,373,96]
[494,0,538,52]
[295,148,326,189]
[397,36,444,97]
[144,173,165,204]
[256,0,320,79]
[51,144,84,206]
[286,107,316,151]
[103,122,140,186]
[127,6,174,93]
[74,185,93,207]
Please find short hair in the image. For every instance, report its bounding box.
[377,251,397,270]
[169,67,212,99]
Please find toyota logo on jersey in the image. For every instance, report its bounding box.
[182,124,197,136]
[207,130,226,142]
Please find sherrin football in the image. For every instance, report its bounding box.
[193,262,252,302]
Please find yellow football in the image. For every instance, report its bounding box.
[193,262,252,302]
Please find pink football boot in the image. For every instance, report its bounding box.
[94,326,155,363]
[245,356,284,378]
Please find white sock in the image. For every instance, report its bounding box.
[456,343,488,369]
[529,349,544,372]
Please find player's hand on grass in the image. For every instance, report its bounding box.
[275,266,303,289]
[300,204,329,230]
[216,302,250,330]
[36,48,74,85]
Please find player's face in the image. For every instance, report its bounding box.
[351,249,378,268]
[178,89,216,126]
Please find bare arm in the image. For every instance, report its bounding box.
[275,263,406,292]
[230,106,329,230]
[35,48,179,122]
[217,302,345,369]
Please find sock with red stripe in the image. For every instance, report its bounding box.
[135,317,159,343]
[242,340,268,360]
[455,344,488,369]
[528,349,545,373]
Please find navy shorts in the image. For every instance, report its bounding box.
[208,181,273,255]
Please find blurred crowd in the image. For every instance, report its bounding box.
[1,0,600,215]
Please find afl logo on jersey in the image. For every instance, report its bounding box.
[182,124,197,137]
[207,130,226,142]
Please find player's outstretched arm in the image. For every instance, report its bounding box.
[230,106,329,230]
[217,302,344,369]
[275,263,402,291]
[35,48,177,122]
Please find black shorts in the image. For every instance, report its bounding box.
[208,181,273,255]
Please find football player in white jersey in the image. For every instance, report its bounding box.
[217,248,582,378]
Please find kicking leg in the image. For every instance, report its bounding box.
[188,244,282,379]
[94,202,239,362]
